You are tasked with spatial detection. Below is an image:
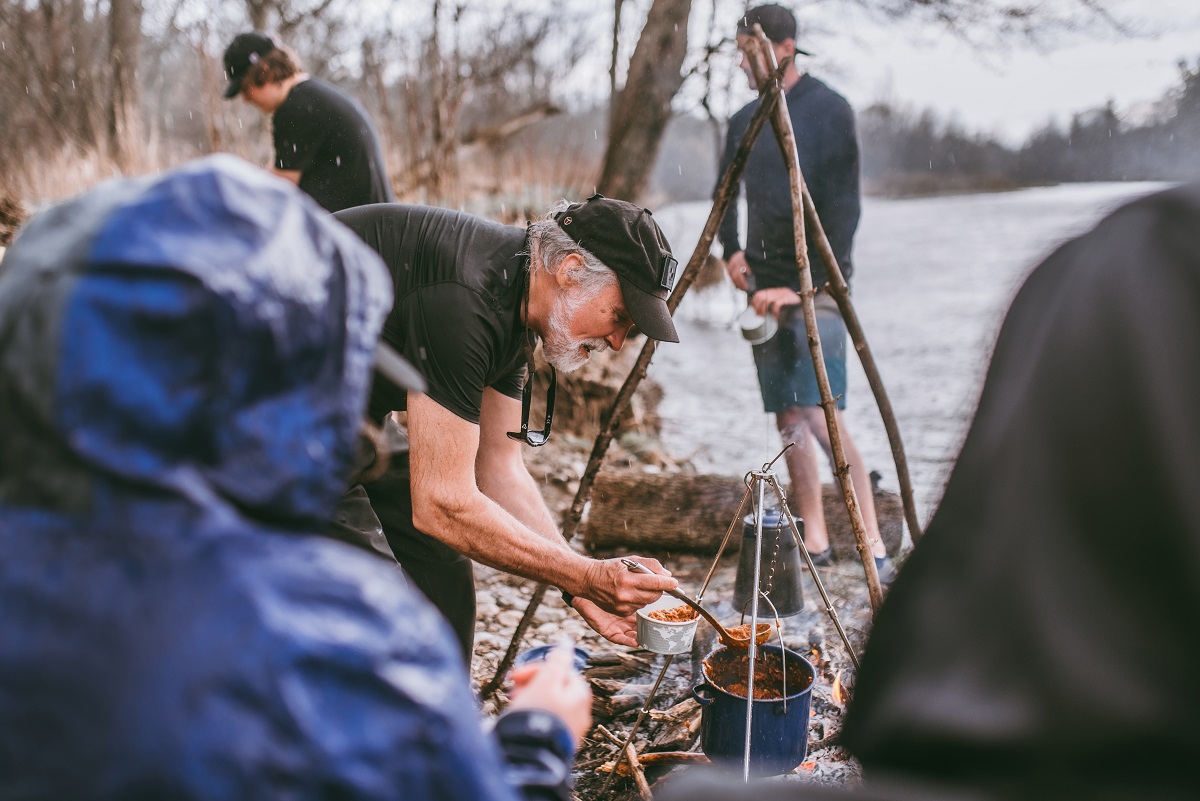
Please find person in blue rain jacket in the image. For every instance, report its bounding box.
[0,155,589,800]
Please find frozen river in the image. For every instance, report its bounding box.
[650,182,1170,532]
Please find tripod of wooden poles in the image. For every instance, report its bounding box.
[481,26,926,796]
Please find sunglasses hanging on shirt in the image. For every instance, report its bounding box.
[507,362,556,447]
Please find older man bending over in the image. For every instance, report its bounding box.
[334,197,681,658]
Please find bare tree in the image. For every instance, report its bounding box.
[598,0,1123,204]
[108,0,145,173]
[608,0,626,130]
[597,0,693,202]
[242,0,340,35]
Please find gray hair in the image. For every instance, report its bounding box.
[526,200,619,297]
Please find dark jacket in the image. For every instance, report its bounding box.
[717,73,861,291]
[842,183,1200,800]
[0,156,572,801]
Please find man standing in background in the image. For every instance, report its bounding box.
[221,32,394,212]
[718,3,893,580]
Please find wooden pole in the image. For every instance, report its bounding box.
[742,30,884,610]
[800,187,924,542]
[742,33,922,544]
[625,741,653,801]
[481,58,792,700]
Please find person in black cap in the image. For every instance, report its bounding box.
[221,31,394,212]
[0,154,592,801]
[331,196,681,660]
[717,3,893,580]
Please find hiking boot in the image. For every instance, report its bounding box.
[805,546,834,568]
[874,555,897,585]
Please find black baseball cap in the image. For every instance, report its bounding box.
[555,194,680,343]
[222,32,277,99]
[737,4,813,56]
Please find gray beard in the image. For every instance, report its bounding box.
[541,288,610,372]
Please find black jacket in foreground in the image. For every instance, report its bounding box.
[841,182,1200,801]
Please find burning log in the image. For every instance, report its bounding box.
[599,751,712,775]
[648,697,702,751]
[583,470,903,559]
[584,650,654,681]
[590,679,653,719]
[593,726,653,801]
[625,742,652,801]
[807,731,841,753]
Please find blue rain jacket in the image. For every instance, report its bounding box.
[0,156,572,800]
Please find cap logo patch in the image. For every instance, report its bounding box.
[660,254,679,290]
[563,216,572,225]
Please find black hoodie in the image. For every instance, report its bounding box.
[842,183,1200,800]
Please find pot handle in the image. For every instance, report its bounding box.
[692,681,715,707]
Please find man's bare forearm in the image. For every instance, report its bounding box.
[479,458,569,547]
[407,391,671,617]
[414,480,591,596]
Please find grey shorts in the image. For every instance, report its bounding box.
[752,293,847,413]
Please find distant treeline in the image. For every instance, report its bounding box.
[857,56,1200,196]
[644,56,1200,201]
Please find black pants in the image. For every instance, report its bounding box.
[329,419,477,663]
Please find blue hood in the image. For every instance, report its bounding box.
[0,158,534,800]
[0,154,390,527]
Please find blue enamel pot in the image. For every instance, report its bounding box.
[692,644,815,776]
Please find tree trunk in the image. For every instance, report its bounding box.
[107,0,144,173]
[583,471,903,559]
[67,0,101,148]
[608,0,625,131]
[596,0,692,202]
[429,0,455,203]
[245,0,270,31]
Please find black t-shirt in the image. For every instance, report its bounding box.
[273,79,395,213]
[334,204,529,424]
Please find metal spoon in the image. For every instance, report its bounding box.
[622,558,762,649]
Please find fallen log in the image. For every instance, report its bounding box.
[584,651,654,681]
[590,679,652,719]
[648,697,702,752]
[583,470,903,560]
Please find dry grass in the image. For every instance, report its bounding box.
[11,137,606,220]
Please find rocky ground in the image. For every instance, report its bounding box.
[471,435,902,800]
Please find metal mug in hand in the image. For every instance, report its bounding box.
[738,272,777,345]
[738,305,777,345]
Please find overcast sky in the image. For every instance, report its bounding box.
[780,0,1200,145]
[438,0,1200,147]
